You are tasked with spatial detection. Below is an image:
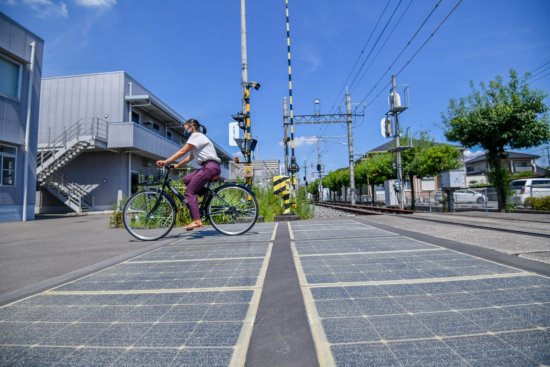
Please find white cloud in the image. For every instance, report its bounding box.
[22,0,68,18]
[278,136,319,148]
[463,149,485,160]
[74,0,115,8]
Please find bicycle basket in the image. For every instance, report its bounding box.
[137,168,162,185]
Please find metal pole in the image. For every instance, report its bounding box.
[285,0,298,188]
[346,92,356,205]
[317,139,323,201]
[22,41,36,222]
[240,0,248,85]
[303,160,308,188]
[392,75,405,210]
[283,97,289,175]
[241,0,253,185]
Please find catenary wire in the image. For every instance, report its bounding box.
[329,0,393,113]
[359,0,462,108]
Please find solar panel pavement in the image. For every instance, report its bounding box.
[0,222,277,366]
[290,219,550,366]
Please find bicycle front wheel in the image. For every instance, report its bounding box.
[207,185,259,236]
[123,190,176,241]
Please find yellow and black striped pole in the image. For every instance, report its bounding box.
[243,86,253,185]
[285,0,299,188]
[273,175,291,214]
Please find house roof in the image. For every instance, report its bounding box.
[465,151,539,164]
[363,139,462,156]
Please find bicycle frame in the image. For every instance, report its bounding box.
[147,166,219,221]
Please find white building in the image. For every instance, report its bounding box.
[0,13,44,221]
[36,71,232,214]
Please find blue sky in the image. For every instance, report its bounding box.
[2,0,550,177]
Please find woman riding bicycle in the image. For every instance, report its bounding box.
[156,119,221,231]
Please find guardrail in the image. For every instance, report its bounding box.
[37,118,108,169]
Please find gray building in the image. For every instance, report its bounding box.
[0,13,44,222]
[37,71,232,214]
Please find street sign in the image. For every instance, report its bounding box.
[229,122,239,146]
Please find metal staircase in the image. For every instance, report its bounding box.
[37,118,108,213]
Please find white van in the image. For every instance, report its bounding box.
[434,189,487,204]
[510,178,550,204]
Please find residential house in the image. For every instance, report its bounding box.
[0,13,44,221]
[465,151,546,186]
[357,139,465,204]
[36,71,232,214]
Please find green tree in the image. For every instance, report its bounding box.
[307,178,320,200]
[397,132,462,210]
[443,69,549,211]
[356,152,394,205]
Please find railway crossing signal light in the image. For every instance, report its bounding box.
[288,157,299,174]
[231,112,247,130]
[234,138,257,157]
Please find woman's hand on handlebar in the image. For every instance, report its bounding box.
[157,160,177,170]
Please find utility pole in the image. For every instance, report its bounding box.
[283,93,363,204]
[388,75,408,210]
[317,140,323,201]
[346,93,356,205]
[283,97,290,175]
[285,0,299,188]
[303,160,308,188]
[240,0,252,185]
[233,0,259,186]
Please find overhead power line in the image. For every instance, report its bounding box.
[329,0,393,113]
[528,64,550,81]
[348,0,414,97]
[529,60,550,75]
[359,0,463,108]
[530,71,550,84]
[346,0,405,93]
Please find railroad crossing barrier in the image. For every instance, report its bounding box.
[273,175,291,214]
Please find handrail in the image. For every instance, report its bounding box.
[47,172,90,207]
[37,118,108,170]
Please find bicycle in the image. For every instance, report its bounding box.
[123,165,259,240]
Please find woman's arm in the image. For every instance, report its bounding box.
[156,143,194,167]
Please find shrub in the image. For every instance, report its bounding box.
[524,196,550,211]
[109,196,127,228]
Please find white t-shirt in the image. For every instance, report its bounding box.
[186,132,220,164]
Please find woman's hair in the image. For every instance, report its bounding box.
[185,118,207,134]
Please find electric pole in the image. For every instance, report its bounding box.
[303,160,308,188]
[317,139,323,201]
[387,75,408,210]
[346,93,357,205]
[233,0,259,186]
[283,93,363,204]
[283,97,290,175]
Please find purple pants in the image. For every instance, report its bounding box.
[183,161,221,220]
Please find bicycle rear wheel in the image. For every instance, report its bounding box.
[207,185,258,235]
[123,190,176,241]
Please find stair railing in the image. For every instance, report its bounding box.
[45,171,93,211]
[37,117,108,172]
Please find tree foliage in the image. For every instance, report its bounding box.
[442,69,549,211]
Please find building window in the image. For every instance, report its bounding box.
[166,131,172,140]
[0,144,17,186]
[0,54,22,100]
[153,123,160,131]
[131,111,141,124]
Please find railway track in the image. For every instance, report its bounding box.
[317,202,550,239]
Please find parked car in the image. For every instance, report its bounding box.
[510,178,550,205]
[435,189,487,204]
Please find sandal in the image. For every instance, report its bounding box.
[185,222,204,231]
